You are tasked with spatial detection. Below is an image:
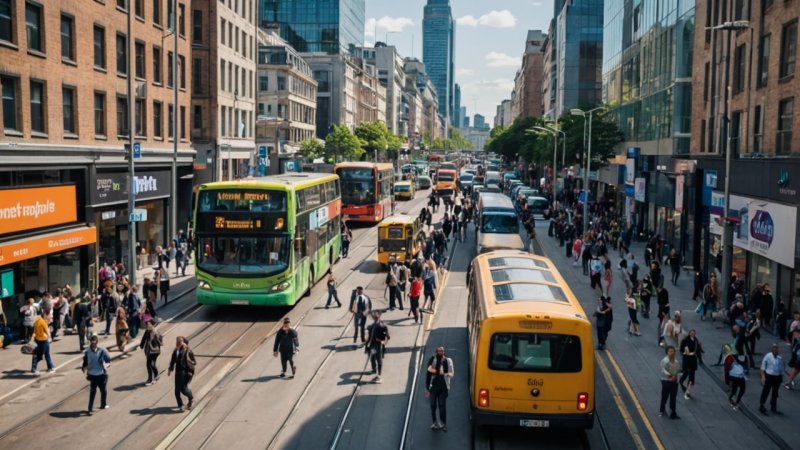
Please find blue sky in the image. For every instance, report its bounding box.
[365,0,554,126]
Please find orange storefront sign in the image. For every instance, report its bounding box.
[0,185,78,235]
[0,226,96,267]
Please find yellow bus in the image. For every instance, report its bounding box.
[467,250,595,429]
[377,215,425,269]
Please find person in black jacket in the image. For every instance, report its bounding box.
[168,336,195,411]
[273,318,299,378]
[365,311,390,383]
[426,346,453,431]
[72,297,91,351]
[139,320,163,385]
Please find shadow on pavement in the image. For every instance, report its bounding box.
[240,374,283,383]
[113,382,145,392]
[49,411,86,419]
[359,261,381,274]
[1,370,38,380]
[129,406,183,416]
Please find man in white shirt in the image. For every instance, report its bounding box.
[759,343,785,415]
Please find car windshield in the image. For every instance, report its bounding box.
[337,168,376,206]
[460,175,474,182]
[395,185,410,192]
[198,236,291,277]
[481,213,519,233]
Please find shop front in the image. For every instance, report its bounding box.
[0,184,94,325]
[90,170,171,270]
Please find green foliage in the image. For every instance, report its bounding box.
[426,127,473,151]
[354,121,389,154]
[298,139,324,162]
[324,124,364,163]
[557,106,624,166]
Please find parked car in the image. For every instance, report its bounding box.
[415,175,432,190]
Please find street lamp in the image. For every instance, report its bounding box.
[570,106,605,234]
[529,126,558,199]
[706,20,751,310]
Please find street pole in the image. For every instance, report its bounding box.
[584,111,593,234]
[170,0,178,242]
[126,3,137,287]
[721,25,734,312]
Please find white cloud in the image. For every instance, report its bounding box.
[463,79,515,92]
[365,16,414,40]
[365,18,376,38]
[456,10,517,28]
[530,1,543,6]
[485,51,520,67]
[456,68,474,77]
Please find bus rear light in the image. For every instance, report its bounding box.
[577,392,588,411]
[479,389,490,408]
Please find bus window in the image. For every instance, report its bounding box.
[488,257,549,269]
[492,283,567,303]
[490,268,556,283]
[489,333,582,373]
[481,214,518,233]
[387,227,404,239]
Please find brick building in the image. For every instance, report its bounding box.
[0,0,194,323]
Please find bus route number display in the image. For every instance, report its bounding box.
[214,216,263,230]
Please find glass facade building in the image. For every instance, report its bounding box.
[260,0,365,55]
[423,0,454,125]
[555,0,604,117]
[602,0,695,154]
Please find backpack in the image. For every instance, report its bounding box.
[728,358,745,378]
[183,349,197,376]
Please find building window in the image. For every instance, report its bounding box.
[777,98,793,154]
[94,92,106,136]
[1,76,18,131]
[153,0,161,25]
[733,44,746,93]
[135,98,146,136]
[192,58,201,93]
[29,80,45,133]
[277,76,285,91]
[234,66,238,94]
[179,55,185,89]
[116,0,125,10]
[780,21,797,79]
[758,34,770,87]
[0,0,13,44]
[220,60,225,91]
[153,46,162,84]
[93,26,105,69]
[192,9,202,44]
[135,0,143,18]
[117,96,128,136]
[180,106,185,138]
[178,3,185,36]
[135,41,146,79]
[153,101,162,138]
[167,51,174,87]
[116,33,127,75]
[753,105,763,153]
[731,111,741,155]
[168,104,174,138]
[259,75,268,91]
[62,86,76,134]
[220,106,226,136]
[25,2,43,53]
[60,14,74,61]
[220,19,225,46]
[193,104,201,130]
[257,103,264,116]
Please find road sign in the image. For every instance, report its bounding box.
[133,143,141,159]
[129,208,148,222]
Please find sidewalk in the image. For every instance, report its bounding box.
[538,230,797,449]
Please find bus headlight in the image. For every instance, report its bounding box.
[479,389,490,408]
[198,281,212,290]
[577,392,589,411]
[270,282,290,292]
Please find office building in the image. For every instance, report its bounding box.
[473,113,489,131]
[353,44,408,137]
[403,58,442,143]
[554,0,603,117]
[423,0,455,125]
[514,30,545,119]
[259,0,365,55]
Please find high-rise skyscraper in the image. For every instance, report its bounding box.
[453,83,461,129]
[260,0,365,54]
[423,0,455,128]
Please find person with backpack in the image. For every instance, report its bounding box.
[408,276,423,324]
[421,265,437,313]
[325,273,342,309]
[81,335,111,415]
[273,318,299,378]
[365,310,390,383]
[350,287,372,346]
[168,336,196,411]
[723,344,747,409]
[426,346,453,431]
[139,320,163,385]
[386,263,402,311]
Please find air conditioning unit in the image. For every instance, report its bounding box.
[135,82,147,98]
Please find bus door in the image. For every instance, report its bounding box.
[306,229,318,279]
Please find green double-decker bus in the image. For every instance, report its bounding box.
[193,173,341,306]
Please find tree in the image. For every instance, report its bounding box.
[449,128,473,149]
[325,124,364,162]
[298,139,324,162]
[354,121,389,159]
[558,106,624,166]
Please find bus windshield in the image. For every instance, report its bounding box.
[489,333,582,373]
[481,213,519,233]
[437,173,455,182]
[197,236,290,276]
[338,168,376,206]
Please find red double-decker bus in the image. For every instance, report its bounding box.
[334,162,395,223]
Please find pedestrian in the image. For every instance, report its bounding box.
[426,346,454,431]
[618,257,632,291]
[761,284,774,328]
[126,285,141,339]
[663,311,682,349]
[679,329,701,400]
[397,261,409,305]
[81,335,111,415]
[115,306,130,357]
[73,296,91,351]
[386,263,402,311]
[174,240,184,277]
[421,265,437,313]
[602,257,613,297]
[759,343,785,415]
[408,276,422,323]
[659,345,681,419]
[167,336,196,411]
[31,310,55,374]
[692,271,704,301]
[159,267,171,304]
[325,273,342,308]
[745,309,762,368]
[19,297,38,341]
[639,276,653,319]
[442,214,452,241]
[273,318,299,378]
[775,298,788,342]
[365,310,390,383]
[625,289,641,336]
[668,248,681,285]
[53,289,69,340]
[702,273,719,321]
[349,287,371,345]
[723,344,747,409]
[341,224,352,258]
[657,286,670,318]
[581,241,592,276]
[594,295,612,350]
[139,320,163,385]
[100,285,116,338]
[784,327,800,389]
[589,255,603,291]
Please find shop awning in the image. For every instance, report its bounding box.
[0,226,96,267]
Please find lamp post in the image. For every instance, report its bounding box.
[530,126,558,200]
[126,2,136,287]
[707,20,751,309]
[571,106,604,234]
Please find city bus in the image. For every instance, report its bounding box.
[193,173,341,306]
[377,215,426,269]
[434,168,458,197]
[334,162,395,223]
[467,250,595,429]
[475,193,525,254]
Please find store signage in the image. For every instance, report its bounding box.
[675,175,685,212]
[129,208,148,222]
[634,177,646,202]
[0,226,96,267]
[0,185,77,235]
[625,159,635,185]
[0,270,13,297]
[778,169,796,197]
[91,171,171,205]
[747,201,797,268]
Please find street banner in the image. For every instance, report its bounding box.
[747,200,797,268]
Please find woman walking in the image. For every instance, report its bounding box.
[679,329,701,400]
[19,298,38,341]
[702,273,718,321]
[723,344,747,409]
[139,320,163,385]
[668,248,681,285]
[115,306,130,358]
[408,276,422,324]
[159,267,170,305]
[594,296,612,350]
[625,289,641,336]
[325,273,342,308]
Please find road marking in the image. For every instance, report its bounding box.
[594,353,647,450]
[605,351,666,450]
